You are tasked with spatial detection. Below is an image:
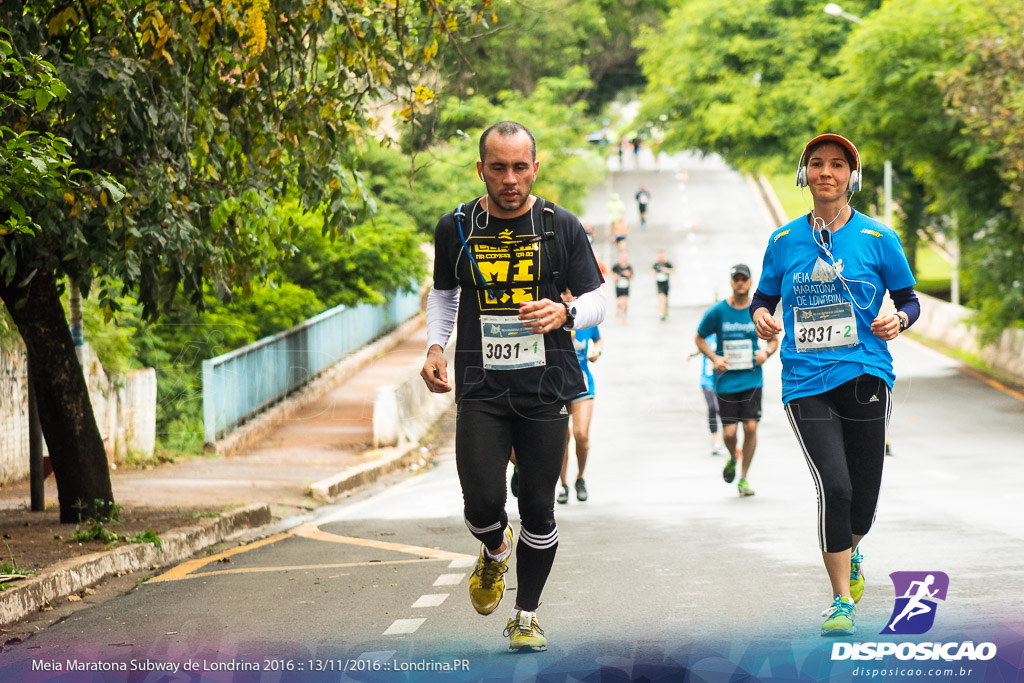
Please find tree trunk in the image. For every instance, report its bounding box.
[0,265,114,523]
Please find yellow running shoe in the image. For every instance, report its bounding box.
[468,527,513,615]
[850,547,864,603]
[737,478,755,497]
[821,594,857,636]
[504,610,547,652]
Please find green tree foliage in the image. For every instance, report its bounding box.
[822,1,1002,243]
[823,0,1020,333]
[943,4,1024,337]
[438,67,605,214]
[637,0,880,172]
[636,0,1023,338]
[442,0,668,113]
[0,0,485,521]
[278,201,427,309]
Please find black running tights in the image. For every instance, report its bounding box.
[784,374,891,553]
[456,394,568,611]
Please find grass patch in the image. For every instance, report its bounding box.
[0,558,35,591]
[67,500,163,549]
[764,172,811,223]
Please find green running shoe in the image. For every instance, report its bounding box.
[850,547,864,603]
[510,466,520,498]
[737,478,755,497]
[722,457,737,484]
[468,527,513,615]
[504,610,547,652]
[821,594,857,636]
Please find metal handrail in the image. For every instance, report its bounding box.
[201,290,422,444]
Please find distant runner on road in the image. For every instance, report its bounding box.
[635,186,651,230]
[558,319,602,504]
[652,249,674,321]
[611,252,634,324]
[695,264,777,496]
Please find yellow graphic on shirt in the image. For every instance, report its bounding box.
[811,256,841,283]
[469,230,542,310]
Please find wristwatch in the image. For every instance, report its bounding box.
[897,312,908,333]
[562,302,577,328]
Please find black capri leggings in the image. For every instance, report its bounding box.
[784,374,891,553]
[456,393,568,611]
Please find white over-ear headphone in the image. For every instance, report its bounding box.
[796,133,861,192]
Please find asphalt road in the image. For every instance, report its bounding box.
[4,151,1023,682]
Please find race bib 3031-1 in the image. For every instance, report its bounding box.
[479,315,546,370]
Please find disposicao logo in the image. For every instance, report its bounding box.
[882,571,948,635]
[831,571,998,663]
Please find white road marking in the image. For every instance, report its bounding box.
[383,618,426,635]
[412,594,449,608]
[433,573,465,586]
[448,557,476,568]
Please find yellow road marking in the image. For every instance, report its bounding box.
[153,558,452,582]
[151,523,471,583]
[959,365,1024,403]
[291,523,467,560]
[151,532,291,582]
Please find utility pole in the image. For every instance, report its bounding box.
[28,355,44,511]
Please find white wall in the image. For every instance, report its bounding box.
[0,343,156,485]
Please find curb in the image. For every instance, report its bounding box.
[0,503,272,627]
[749,173,789,227]
[308,443,431,502]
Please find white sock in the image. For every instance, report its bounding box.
[511,608,536,624]
[486,541,511,562]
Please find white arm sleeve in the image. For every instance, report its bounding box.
[426,286,460,350]
[565,286,606,330]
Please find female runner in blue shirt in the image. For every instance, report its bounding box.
[749,134,920,636]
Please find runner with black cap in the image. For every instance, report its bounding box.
[695,263,777,496]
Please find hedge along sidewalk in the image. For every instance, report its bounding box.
[0,504,271,627]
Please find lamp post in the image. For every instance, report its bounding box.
[824,3,863,24]
[823,4,890,229]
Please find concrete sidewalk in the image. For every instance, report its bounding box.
[0,316,446,626]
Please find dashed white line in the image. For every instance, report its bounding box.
[412,594,449,608]
[448,557,476,569]
[383,618,426,635]
[433,573,465,586]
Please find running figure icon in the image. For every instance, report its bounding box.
[887,575,939,631]
[881,570,949,635]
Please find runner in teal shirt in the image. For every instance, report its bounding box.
[696,264,778,497]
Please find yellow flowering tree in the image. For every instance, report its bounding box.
[0,0,487,522]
